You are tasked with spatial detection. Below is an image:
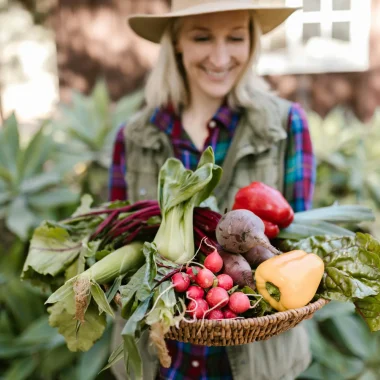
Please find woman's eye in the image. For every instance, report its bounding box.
[193,36,210,42]
[229,36,245,42]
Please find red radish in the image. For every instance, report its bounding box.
[204,250,223,273]
[223,308,238,319]
[228,292,250,314]
[187,299,209,319]
[206,287,229,309]
[216,274,233,291]
[195,268,215,289]
[186,266,199,282]
[171,272,190,292]
[186,285,204,300]
[208,309,224,320]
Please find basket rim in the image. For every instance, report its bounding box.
[173,297,330,329]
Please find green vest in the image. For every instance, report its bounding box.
[124,90,289,209]
[111,90,311,380]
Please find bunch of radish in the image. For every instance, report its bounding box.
[170,247,253,321]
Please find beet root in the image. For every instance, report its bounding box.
[218,248,255,290]
[242,235,275,267]
[216,209,280,255]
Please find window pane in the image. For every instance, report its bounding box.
[332,22,350,41]
[303,23,321,42]
[303,0,321,12]
[333,0,351,10]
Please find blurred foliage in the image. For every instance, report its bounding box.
[0,114,78,241]
[308,106,380,238]
[298,106,380,379]
[51,80,144,202]
[300,301,380,380]
[0,80,143,379]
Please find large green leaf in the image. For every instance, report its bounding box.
[76,324,112,380]
[19,124,54,180]
[6,197,38,240]
[0,113,19,176]
[21,222,83,287]
[20,171,61,194]
[28,188,79,209]
[48,300,106,352]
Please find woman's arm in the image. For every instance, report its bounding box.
[283,103,316,213]
[108,125,128,202]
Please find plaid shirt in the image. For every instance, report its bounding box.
[109,102,315,380]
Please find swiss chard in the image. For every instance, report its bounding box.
[283,233,380,331]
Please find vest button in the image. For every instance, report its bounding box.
[209,120,217,128]
[191,360,200,367]
[139,188,147,196]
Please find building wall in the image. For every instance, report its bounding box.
[266,0,380,122]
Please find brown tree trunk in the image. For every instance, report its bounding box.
[51,0,169,102]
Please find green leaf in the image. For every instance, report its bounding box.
[72,194,93,216]
[76,324,112,380]
[90,282,115,317]
[278,221,355,240]
[20,171,61,194]
[0,166,14,184]
[6,197,37,240]
[28,188,79,209]
[0,113,19,176]
[355,294,380,332]
[22,222,82,288]
[329,314,373,358]
[102,342,124,372]
[306,320,365,378]
[106,275,123,303]
[48,300,106,352]
[2,356,38,380]
[285,234,380,302]
[136,243,157,301]
[293,204,375,223]
[122,295,153,380]
[120,265,146,317]
[19,122,53,179]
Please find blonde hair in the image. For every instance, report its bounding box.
[144,11,269,111]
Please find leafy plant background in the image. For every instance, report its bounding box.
[1,80,380,379]
[0,81,143,380]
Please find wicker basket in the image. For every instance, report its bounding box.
[165,298,329,346]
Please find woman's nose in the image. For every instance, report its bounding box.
[209,41,230,68]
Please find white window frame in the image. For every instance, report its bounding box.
[258,0,371,75]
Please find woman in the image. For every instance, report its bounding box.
[109,1,315,379]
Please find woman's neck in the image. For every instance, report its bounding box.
[181,94,224,151]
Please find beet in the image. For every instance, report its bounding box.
[218,248,255,289]
[242,235,275,267]
[216,210,280,255]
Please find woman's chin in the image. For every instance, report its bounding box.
[200,84,234,101]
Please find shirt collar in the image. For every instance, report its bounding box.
[150,102,240,139]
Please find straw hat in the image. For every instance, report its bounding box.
[128,0,301,43]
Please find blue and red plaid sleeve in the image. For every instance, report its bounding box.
[283,103,316,212]
[108,125,128,202]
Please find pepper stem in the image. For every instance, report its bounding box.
[266,281,281,302]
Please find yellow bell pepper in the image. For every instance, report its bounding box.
[255,250,324,312]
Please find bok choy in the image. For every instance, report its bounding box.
[153,147,222,263]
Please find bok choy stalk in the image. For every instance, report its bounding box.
[153,147,222,263]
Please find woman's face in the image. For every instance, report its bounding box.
[177,11,251,103]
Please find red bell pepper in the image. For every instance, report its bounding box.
[232,182,294,229]
[262,219,280,239]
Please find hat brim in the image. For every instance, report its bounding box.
[128,2,300,43]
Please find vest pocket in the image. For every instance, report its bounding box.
[126,170,158,202]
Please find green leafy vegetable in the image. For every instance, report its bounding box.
[283,233,380,330]
[153,147,222,263]
[48,301,106,352]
